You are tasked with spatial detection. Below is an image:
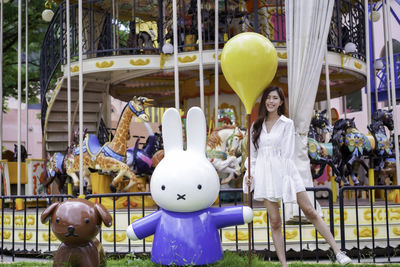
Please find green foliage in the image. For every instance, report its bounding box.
[2,0,51,111]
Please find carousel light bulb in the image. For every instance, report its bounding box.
[371,10,380,22]
[344,42,357,54]
[162,43,174,55]
[374,59,384,69]
[42,9,54,22]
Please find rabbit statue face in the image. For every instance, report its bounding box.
[150,107,220,212]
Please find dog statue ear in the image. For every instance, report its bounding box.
[95,203,112,227]
[41,202,60,224]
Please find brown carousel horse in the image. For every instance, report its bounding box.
[63,96,152,193]
[44,128,87,194]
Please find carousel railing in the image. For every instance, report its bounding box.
[376,52,400,99]
[40,0,366,128]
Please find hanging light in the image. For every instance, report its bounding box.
[371,9,380,22]
[42,9,54,22]
[42,0,54,22]
[344,42,357,54]
[374,59,384,69]
[162,43,174,55]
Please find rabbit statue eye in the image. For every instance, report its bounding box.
[197,184,202,190]
[84,218,89,224]
[56,218,60,223]
[161,185,166,190]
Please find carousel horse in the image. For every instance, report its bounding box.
[13,144,28,162]
[331,117,368,186]
[308,110,332,142]
[333,110,395,186]
[44,151,69,194]
[366,109,394,171]
[206,125,244,185]
[307,110,341,180]
[127,123,161,176]
[44,129,88,194]
[65,96,152,193]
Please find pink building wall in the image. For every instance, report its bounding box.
[1,98,42,159]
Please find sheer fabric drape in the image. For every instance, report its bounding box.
[284,0,334,221]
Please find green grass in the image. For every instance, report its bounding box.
[1,252,399,266]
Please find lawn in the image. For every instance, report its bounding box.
[0,253,397,266]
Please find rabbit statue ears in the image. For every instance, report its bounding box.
[163,107,206,156]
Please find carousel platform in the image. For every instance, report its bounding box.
[1,197,400,254]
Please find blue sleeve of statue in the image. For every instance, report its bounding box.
[131,210,162,239]
[211,206,245,229]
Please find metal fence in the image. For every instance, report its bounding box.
[339,185,400,264]
[0,194,74,261]
[2,186,399,263]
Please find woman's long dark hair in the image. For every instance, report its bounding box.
[252,86,286,150]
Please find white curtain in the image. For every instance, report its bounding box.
[284,0,334,221]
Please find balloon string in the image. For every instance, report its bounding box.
[247,113,252,266]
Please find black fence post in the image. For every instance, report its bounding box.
[339,187,346,251]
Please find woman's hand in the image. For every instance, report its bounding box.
[246,175,253,188]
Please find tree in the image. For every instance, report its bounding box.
[2,0,52,110]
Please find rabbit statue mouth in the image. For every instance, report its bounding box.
[177,194,186,200]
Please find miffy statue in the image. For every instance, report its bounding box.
[126,107,253,265]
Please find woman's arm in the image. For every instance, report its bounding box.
[243,125,258,191]
[282,120,295,159]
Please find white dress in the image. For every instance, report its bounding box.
[243,115,305,203]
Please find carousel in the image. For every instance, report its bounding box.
[0,0,400,263]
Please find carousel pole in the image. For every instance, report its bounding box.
[246,113,252,266]
[364,0,375,191]
[0,0,4,205]
[172,0,179,109]
[369,0,379,111]
[324,51,332,124]
[16,0,23,209]
[214,0,219,129]
[324,50,337,202]
[78,0,84,196]
[382,0,392,109]
[25,0,28,154]
[384,0,400,185]
[365,0,372,125]
[0,0,3,163]
[66,0,73,195]
[197,0,204,111]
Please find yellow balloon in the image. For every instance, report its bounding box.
[221,33,278,114]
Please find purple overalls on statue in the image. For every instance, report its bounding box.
[131,206,245,265]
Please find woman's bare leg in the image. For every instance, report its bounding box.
[264,199,288,267]
[296,191,341,255]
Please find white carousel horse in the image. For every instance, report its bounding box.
[206,125,244,185]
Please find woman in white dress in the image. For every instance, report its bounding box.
[244,87,351,266]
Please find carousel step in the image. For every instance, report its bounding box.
[46,121,98,132]
[51,101,101,112]
[59,79,108,92]
[46,142,71,152]
[56,91,104,102]
[48,111,99,122]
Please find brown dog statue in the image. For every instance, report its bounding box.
[41,199,112,267]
